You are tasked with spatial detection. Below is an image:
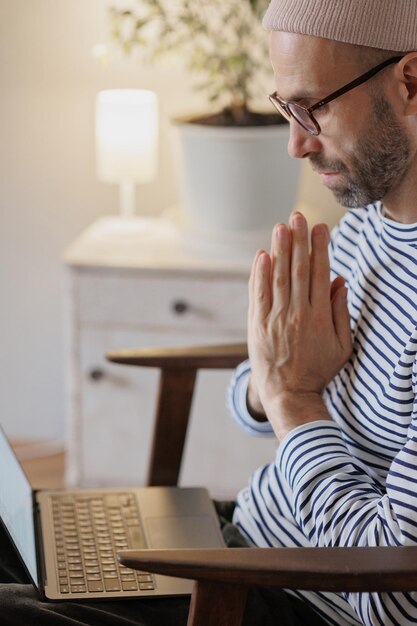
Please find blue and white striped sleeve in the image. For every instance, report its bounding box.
[277,418,417,625]
[226,360,274,437]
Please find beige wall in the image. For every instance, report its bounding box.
[296,162,346,228]
[0,0,345,440]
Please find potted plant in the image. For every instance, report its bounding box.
[109,0,301,253]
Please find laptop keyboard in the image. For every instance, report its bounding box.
[50,492,155,595]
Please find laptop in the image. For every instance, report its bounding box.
[0,425,225,601]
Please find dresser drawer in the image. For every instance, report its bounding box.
[75,271,249,332]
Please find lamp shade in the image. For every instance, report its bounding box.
[95,89,158,184]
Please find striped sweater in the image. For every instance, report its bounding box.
[227,202,417,626]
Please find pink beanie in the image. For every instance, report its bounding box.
[262,0,417,51]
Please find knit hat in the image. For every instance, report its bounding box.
[262,0,417,51]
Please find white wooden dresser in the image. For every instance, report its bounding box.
[63,217,277,499]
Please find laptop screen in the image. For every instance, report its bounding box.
[0,427,38,586]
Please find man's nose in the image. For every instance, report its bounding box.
[287,119,322,159]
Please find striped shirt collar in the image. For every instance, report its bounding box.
[376,201,417,246]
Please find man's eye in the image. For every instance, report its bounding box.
[301,99,324,111]
[297,98,313,107]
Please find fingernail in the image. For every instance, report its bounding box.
[313,224,326,237]
[275,224,287,239]
[291,212,305,229]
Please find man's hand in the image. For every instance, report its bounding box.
[247,212,352,441]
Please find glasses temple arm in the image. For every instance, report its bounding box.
[310,55,404,112]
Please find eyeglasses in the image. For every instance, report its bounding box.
[268,55,404,136]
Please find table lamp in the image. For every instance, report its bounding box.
[95,89,158,221]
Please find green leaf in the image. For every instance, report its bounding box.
[135,18,148,30]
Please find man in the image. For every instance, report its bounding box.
[1,0,417,624]
[227,1,417,624]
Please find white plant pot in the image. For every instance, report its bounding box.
[171,120,301,256]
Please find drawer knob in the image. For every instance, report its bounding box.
[88,368,106,382]
[172,300,189,315]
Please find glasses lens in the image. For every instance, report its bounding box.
[287,103,319,135]
[269,95,320,135]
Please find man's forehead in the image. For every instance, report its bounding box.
[270,31,357,97]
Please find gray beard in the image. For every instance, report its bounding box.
[309,94,411,208]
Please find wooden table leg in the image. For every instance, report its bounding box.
[147,367,197,486]
[187,580,249,626]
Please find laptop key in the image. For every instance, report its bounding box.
[60,585,70,594]
[71,585,86,593]
[87,581,104,592]
[103,565,117,572]
[138,575,153,583]
[104,580,121,592]
[122,581,138,591]
[127,526,145,548]
[70,574,85,582]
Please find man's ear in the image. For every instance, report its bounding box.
[397,52,417,114]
